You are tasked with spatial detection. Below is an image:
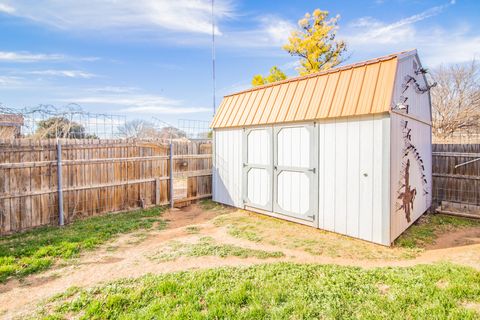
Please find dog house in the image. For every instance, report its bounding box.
[211,50,432,245]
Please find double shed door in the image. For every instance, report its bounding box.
[243,124,317,224]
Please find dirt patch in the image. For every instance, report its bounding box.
[462,302,480,313]
[426,227,480,250]
[162,203,231,229]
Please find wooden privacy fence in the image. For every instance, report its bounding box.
[0,139,212,235]
[432,144,480,209]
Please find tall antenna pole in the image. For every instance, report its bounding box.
[211,0,216,116]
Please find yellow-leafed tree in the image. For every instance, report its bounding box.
[252,66,287,87]
[283,9,347,75]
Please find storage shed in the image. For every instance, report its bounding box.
[211,50,432,245]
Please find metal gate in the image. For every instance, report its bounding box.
[243,124,317,225]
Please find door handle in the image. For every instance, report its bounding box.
[308,168,316,174]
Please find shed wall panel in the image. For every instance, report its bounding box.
[318,115,390,245]
[390,113,432,242]
[322,120,336,231]
[317,123,326,230]
[334,120,348,234]
[213,129,243,207]
[392,54,432,123]
[346,120,360,237]
[358,118,374,240]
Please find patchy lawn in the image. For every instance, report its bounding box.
[149,236,285,262]
[214,208,480,260]
[2,201,480,319]
[214,210,420,260]
[395,214,480,249]
[0,206,166,283]
[35,262,480,320]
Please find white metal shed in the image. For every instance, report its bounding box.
[211,50,432,245]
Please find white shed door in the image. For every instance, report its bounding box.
[243,128,273,211]
[273,125,317,222]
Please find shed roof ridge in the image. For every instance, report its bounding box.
[224,49,415,98]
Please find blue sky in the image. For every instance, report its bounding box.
[0,0,479,124]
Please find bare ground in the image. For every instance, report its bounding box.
[1,204,480,319]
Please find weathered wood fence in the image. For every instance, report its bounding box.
[0,139,212,235]
[432,144,480,209]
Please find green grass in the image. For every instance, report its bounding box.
[395,214,480,248]
[150,236,285,262]
[35,262,480,319]
[0,206,166,283]
[199,199,232,214]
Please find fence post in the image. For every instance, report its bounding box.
[155,178,160,206]
[57,139,64,226]
[169,143,174,208]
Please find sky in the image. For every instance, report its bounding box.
[0,0,479,126]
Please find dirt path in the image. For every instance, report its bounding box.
[1,206,480,319]
[426,227,480,249]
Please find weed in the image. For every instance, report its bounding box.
[185,226,201,234]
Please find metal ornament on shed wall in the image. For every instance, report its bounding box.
[397,120,428,223]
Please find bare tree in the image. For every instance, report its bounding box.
[117,120,154,139]
[118,120,187,140]
[431,60,480,140]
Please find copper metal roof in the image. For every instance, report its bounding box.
[211,51,412,128]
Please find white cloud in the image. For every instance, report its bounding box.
[341,1,479,66]
[261,15,295,45]
[119,106,210,114]
[280,60,300,72]
[86,86,140,94]
[0,51,65,62]
[64,94,209,114]
[0,51,99,63]
[0,76,21,86]
[345,2,453,45]
[1,0,234,35]
[0,3,15,13]
[72,95,179,106]
[26,70,96,78]
[217,15,295,49]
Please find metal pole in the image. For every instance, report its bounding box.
[211,0,216,116]
[169,142,174,208]
[57,138,64,226]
